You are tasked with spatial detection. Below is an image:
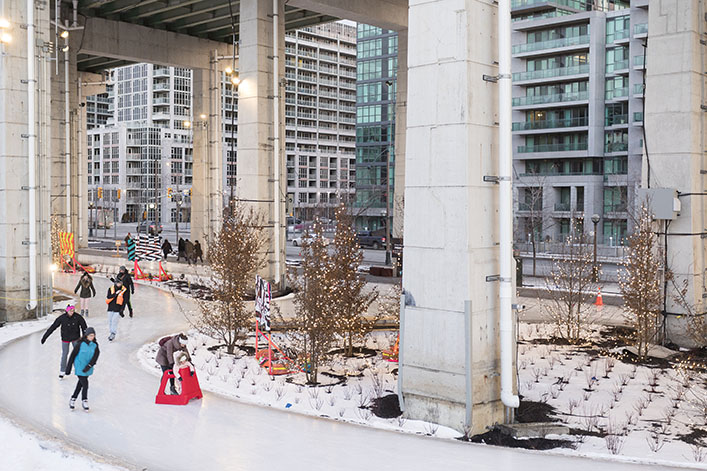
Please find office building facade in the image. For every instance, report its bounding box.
[354,24,398,232]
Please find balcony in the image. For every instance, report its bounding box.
[297,74,316,83]
[606,59,629,73]
[512,90,588,107]
[633,55,645,69]
[511,0,589,9]
[512,116,588,131]
[605,114,628,126]
[634,23,648,38]
[512,35,590,55]
[633,112,644,124]
[605,87,629,100]
[517,142,588,153]
[153,82,170,91]
[634,83,645,97]
[613,29,630,43]
[513,64,589,82]
[153,67,170,77]
[518,202,543,211]
[554,202,571,212]
[604,203,628,213]
[605,142,628,153]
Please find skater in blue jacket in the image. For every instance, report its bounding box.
[65,327,100,411]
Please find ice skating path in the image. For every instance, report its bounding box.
[0,274,691,471]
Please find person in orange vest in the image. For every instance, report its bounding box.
[106,279,127,342]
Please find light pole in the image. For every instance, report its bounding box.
[88,202,94,237]
[591,213,600,282]
[384,80,395,267]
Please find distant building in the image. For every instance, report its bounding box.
[512,0,648,245]
[354,24,398,232]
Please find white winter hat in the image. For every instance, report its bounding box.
[178,335,188,346]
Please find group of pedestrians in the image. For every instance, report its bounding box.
[175,238,203,264]
[39,266,144,410]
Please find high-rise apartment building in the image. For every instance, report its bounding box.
[283,22,358,220]
[87,63,194,226]
[512,0,647,245]
[85,88,113,129]
[354,24,398,231]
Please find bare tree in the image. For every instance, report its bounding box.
[543,221,599,343]
[329,206,378,356]
[619,205,663,358]
[515,172,554,276]
[196,205,268,354]
[289,222,339,384]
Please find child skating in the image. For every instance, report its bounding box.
[65,327,100,411]
[173,352,195,394]
[74,272,96,317]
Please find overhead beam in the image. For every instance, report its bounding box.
[80,15,230,69]
[143,0,224,26]
[176,8,234,30]
[287,0,407,31]
[121,0,203,21]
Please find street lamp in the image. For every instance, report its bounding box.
[591,213,600,282]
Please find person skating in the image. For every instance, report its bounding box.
[74,272,96,317]
[106,279,127,341]
[177,237,186,262]
[66,327,100,411]
[161,238,173,260]
[156,333,189,395]
[40,305,87,378]
[116,266,135,318]
[193,240,203,263]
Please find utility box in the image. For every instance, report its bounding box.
[636,188,680,220]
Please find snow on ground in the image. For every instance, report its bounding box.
[0,294,126,471]
[516,321,707,465]
[136,322,707,468]
[138,330,459,439]
[1,417,126,471]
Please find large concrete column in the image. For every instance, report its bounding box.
[0,0,52,321]
[191,64,223,251]
[50,32,80,244]
[393,29,407,239]
[237,0,286,287]
[401,0,508,433]
[645,0,706,346]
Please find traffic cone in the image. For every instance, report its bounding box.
[594,289,604,306]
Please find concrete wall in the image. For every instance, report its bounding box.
[402,0,506,434]
[645,0,706,346]
[0,0,53,321]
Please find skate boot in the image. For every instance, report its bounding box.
[69,398,76,410]
[82,400,89,411]
[108,333,115,342]
[59,370,64,379]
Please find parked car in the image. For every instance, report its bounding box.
[136,220,163,235]
[357,231,386,250]
[292,233,330,247]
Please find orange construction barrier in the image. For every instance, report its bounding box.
[155,368,203,405]
[382,335,399,362]
[594,289,604,306]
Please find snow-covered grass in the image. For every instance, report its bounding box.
[516,322,707,465]
[137,330,458,439]
[0,418,127,471]
[0,295,126,471]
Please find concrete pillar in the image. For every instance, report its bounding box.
[50,34,79,244]
[393,29,407,239]
[191,65,223,251]
[237,0,286,287]
[0,0,52,321]
[645,0,706,346]
[401,0,508,433]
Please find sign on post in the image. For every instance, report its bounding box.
[255,275,272,332]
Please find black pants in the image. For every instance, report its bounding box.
[161,365,176,392]
[124,291,133,315]
[72,376,89,400]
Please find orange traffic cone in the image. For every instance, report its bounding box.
[594,289,604,306]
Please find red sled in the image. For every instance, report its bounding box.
[155,367,203,405]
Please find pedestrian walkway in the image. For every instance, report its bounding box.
[0,274,685,471]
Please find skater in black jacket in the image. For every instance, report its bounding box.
[41,305,87,378]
